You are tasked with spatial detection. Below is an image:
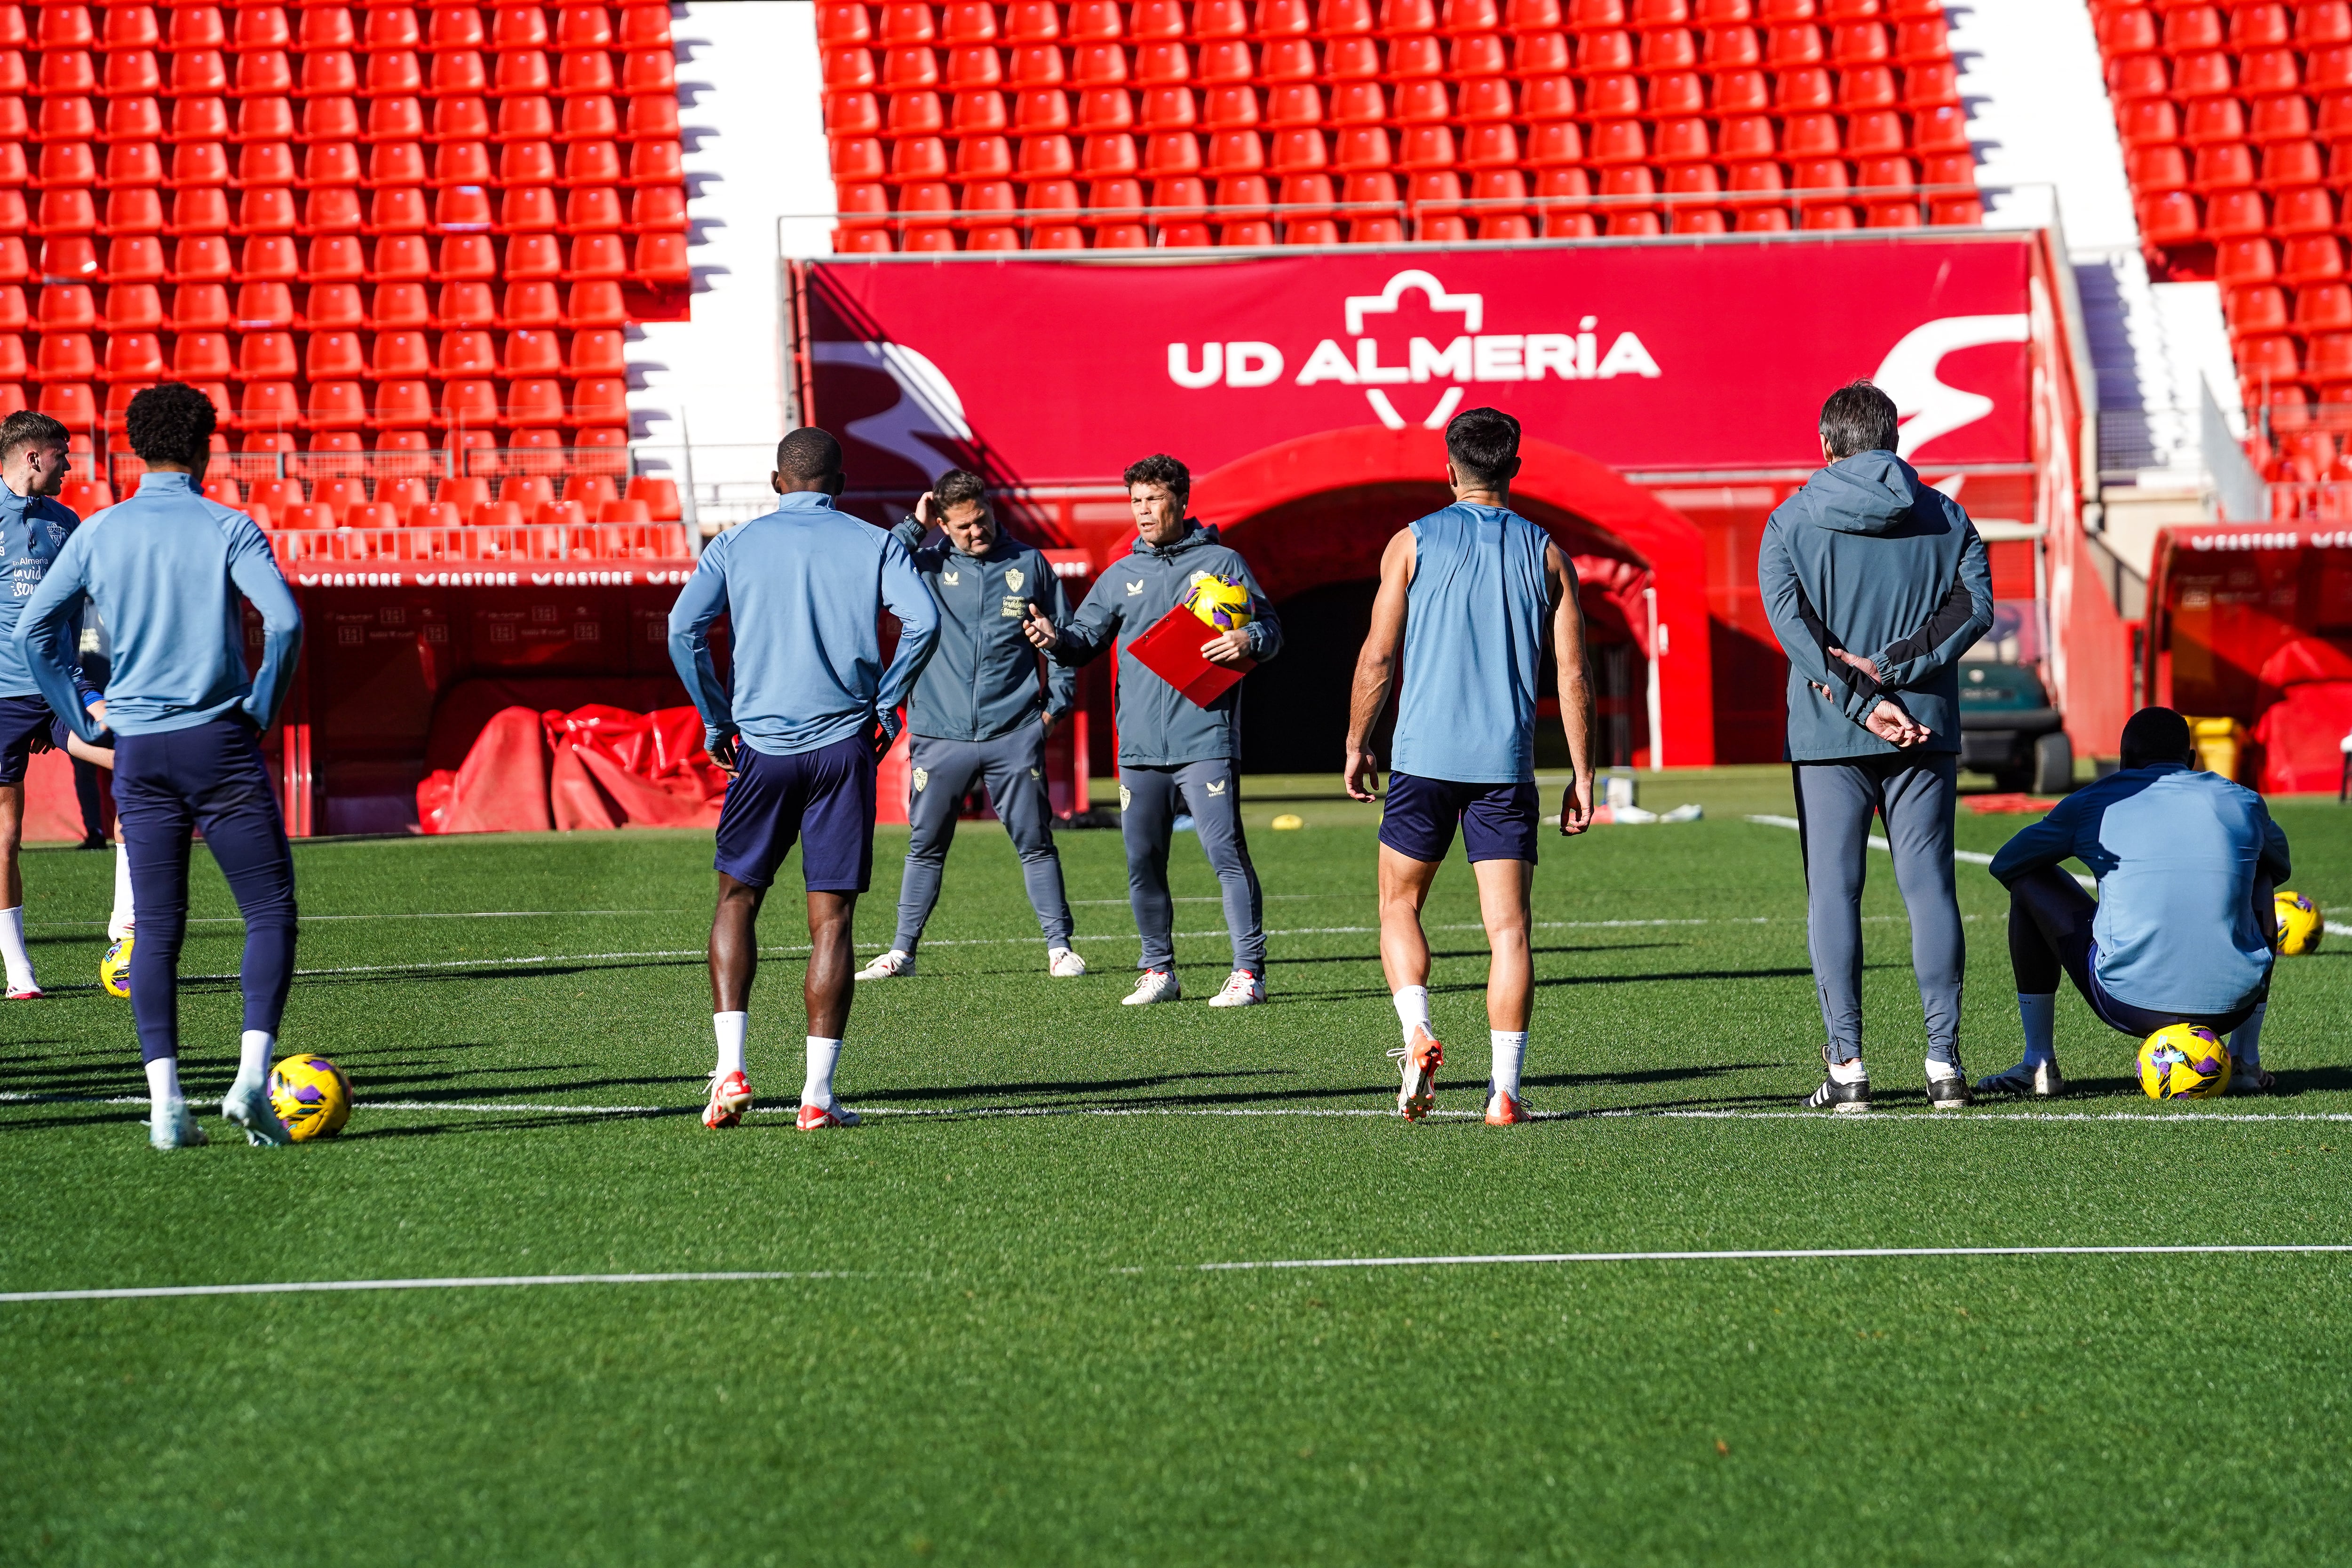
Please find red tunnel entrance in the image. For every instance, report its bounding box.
[1190,426,1716,773]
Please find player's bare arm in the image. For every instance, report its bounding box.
[1548,541,1597,835]
[1343,528,1415,802]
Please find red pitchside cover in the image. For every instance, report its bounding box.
[1125,605,1254,708]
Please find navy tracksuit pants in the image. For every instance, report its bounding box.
[113,718,297,1063]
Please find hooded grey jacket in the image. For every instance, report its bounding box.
[890,516,1076,742]
[1758,450,1994,762]
[1050,520,1283,767]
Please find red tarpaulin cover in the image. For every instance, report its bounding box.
[420,703,727,833]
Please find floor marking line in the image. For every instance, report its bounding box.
[11,1090,2350,1124]
[1198,1244,2352,1272]
[0,1270,850,1305]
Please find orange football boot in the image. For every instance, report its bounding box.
[1484,1088,1527,1125]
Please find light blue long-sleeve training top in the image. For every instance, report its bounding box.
[15,470,302,741]
[0,481,95,701]
[1987,762,2291,1016]
[667,490,941,758]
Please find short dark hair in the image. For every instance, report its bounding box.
[124,383,217,467]
[776,425,843,484]
[1123,453,1189,501]
[2120,706,2195,770]
[1819,380,1900,459]
[1445,405,1521,487]
[0,411,69,463]
[933,468,989,513]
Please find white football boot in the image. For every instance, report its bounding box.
[855,949,915,981]
[1048,947,1088,978]
[1206,969,1264,1008]
[221,1076,293,1146]
[149,1099,208,1150]
[1122,969,1181,1005]
[796,1100,861,1130]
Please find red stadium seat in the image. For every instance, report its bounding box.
[2297,284,2352,330]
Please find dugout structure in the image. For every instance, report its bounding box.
[2145,521,2352,796]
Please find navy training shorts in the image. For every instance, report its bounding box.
[1379,770,1541,866]
[713,732,877,893]
[0,693,56,786]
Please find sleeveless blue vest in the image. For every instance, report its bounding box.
[1391,502,1551,785]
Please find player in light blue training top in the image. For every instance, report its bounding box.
[0,410,103,1002]
[668,425,939,1133]
[1343,406,1596,1125]
[16,383,303,1152]
[1982,705,2291,1098]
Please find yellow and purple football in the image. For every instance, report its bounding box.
[268,1053,353,1141]
[2276,891,2324,956]
[2137,1024,2229,1102]
[1183,572,1253,632]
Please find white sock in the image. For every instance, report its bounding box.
[714,1011,747,1077]
[1925,1056,1961,1081]
[1489,1030,1527,1099]
[0,905,32,990]
[1829,1054,1867,1084]
[238,1029,274,1084]
[803,1036,842,1110]
[144,1054,183,1107]
[109,839,134,939]
[2230,1001,2267,1067]
[1392,984,1430,1044]
[2019,993,2056,1066]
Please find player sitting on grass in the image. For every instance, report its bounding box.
[15,383,303,1150]
[857,468,1085,983]
[0,411,108,1001]
[668,426,939,1131]
[1342,406,1597,1124]
[1022,454,1282,1009]
[1979,706,2288,1099]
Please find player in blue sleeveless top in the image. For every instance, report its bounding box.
[1343,407,1596,1125]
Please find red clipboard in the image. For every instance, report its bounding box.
[1124,603,1255,708]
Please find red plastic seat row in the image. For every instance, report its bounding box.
[24,89,690,145]
[5,228,679,286]
[3,331,634,385]
[17,279,642,333]
[2224,280,2352,334]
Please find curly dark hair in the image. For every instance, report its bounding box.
[1122,453,1189,501]
[1444,406,1521,487]
[124,382,218,467]
[776,425,843,484]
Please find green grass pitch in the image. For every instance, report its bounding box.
[5,771,2352,1565]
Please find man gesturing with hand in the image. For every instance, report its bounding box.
[1760,381,1994,1114]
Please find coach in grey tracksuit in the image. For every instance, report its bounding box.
[1036,511,1283,984]
[1759,382,1992,1107]
[882,480,1079,963]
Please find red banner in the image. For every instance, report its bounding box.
[805,235,2038,488]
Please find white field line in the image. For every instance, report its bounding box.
[24,909,699,930]
[113,915,1772,987]
[0,1271,850,1305]
[1745,813,2352,935]
[12,1090,2352,1125]
[1197,1243,2352,1272]
[11,1246,2345,1306]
